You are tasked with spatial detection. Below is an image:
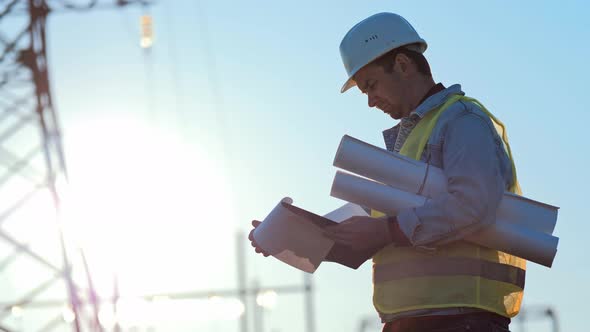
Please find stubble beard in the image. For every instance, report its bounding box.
[381,105,403,120]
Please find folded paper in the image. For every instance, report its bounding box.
[323,202,369,223]
[253,198,369,273]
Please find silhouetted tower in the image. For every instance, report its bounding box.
[0,1,151,331]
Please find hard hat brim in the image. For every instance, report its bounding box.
[340,78,356,93]
[339,41,428,94]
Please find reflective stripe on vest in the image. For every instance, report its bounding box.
[373,257,525,289]
[372,95,526,319]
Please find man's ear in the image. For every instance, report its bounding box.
[394,53,414,77]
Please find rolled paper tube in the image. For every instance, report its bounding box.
[333,135,429,194]
[253,197,334,273]
[331,171,558,267]
[333,135,559,234]
[468,222,559,268]
[331,171,427,212]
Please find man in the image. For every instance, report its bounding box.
[250,12,525,332]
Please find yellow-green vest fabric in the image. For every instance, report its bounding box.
[371,95,526,318]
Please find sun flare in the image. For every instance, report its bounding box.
[59,115,238,302]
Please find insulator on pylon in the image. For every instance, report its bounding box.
[140,14,154,49]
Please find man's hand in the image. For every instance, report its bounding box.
[248,220,270,257]
[323,216,392,252]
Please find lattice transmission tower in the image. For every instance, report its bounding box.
[0,1,151,331]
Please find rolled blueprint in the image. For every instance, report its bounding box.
[468,223,558,268]
[333,135,559,234]
[331,171,559,267]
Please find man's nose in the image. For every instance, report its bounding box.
[368,95,378,108]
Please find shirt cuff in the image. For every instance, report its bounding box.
[395,208,422,245]
[387,216,411,246]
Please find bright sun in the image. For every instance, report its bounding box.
[59,114,238,312]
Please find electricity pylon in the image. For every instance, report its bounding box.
[0,1,151,331]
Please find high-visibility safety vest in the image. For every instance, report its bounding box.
[371,95,526,318]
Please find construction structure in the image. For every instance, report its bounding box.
[0,0,151,331]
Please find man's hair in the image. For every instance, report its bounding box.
[374,45,432,77]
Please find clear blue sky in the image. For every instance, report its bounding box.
[5,0,589,331]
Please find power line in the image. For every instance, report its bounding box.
[192,0,241,229]
[162,0,185,131]
[193,0,225,132]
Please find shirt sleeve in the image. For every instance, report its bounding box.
[395,111,507,246]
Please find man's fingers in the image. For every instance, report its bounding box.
[249,220,262,241]
[255,247,270,256]
[248,221,270,257]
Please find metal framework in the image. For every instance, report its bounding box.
[1,2,315,331]
[0,1,150,331]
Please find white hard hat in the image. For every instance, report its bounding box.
[339,12,427,93]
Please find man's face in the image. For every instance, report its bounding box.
[353,62,407,120]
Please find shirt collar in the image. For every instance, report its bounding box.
[382,84,465,150]
[412,84,464,118]
[416,83,446,108]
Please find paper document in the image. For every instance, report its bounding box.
[253,198,334,273]
[323,202,369,222]
[253,198,370,273]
